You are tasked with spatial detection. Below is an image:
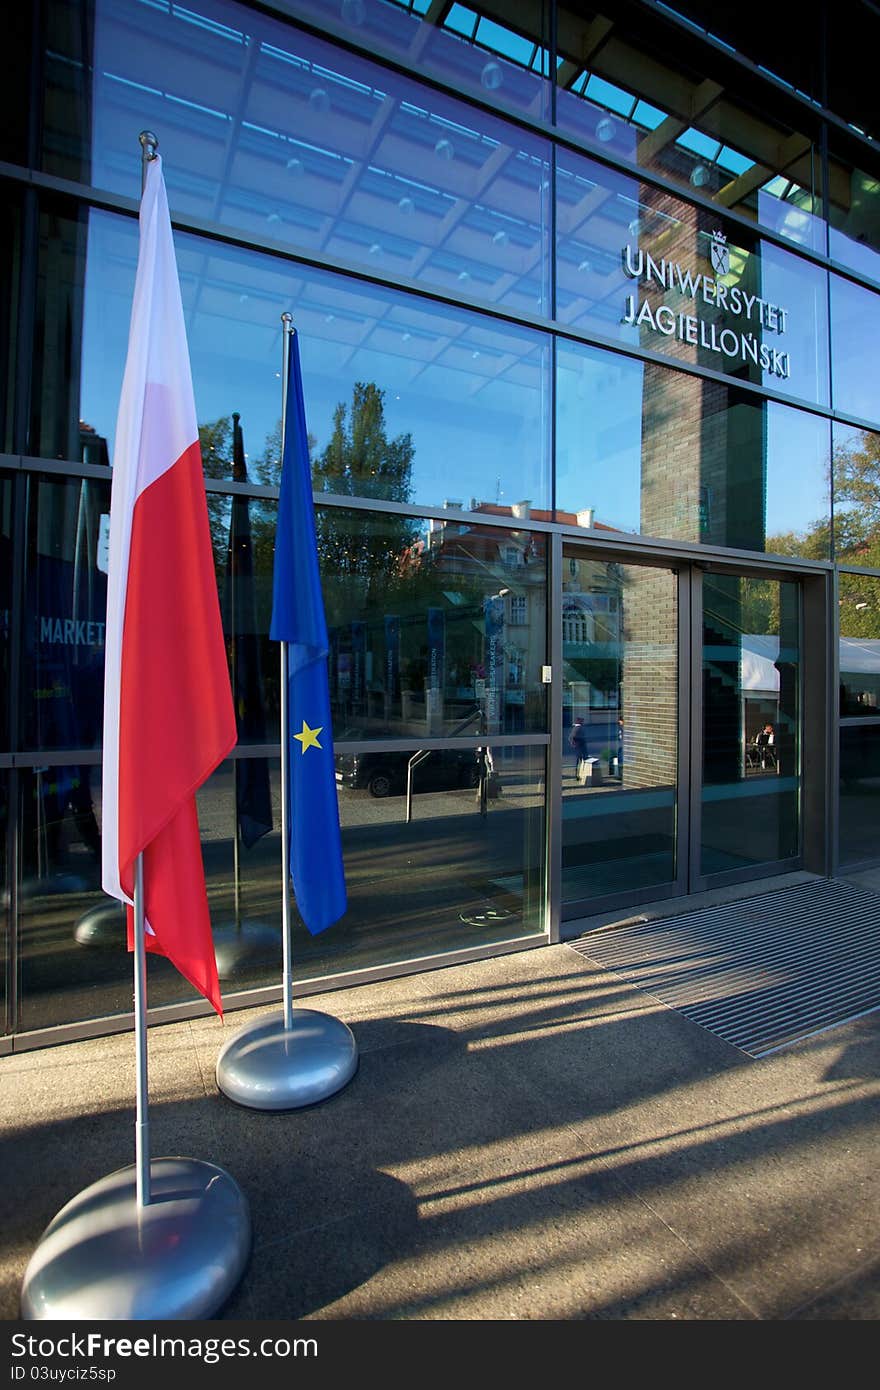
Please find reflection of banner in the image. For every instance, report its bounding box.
[351,620,366,703]
[484,595,505,734]
[427,607,445,690]
[225,413,272,849]
[24,481,107,868]
[29,538,107,851]
[385,615,400,701]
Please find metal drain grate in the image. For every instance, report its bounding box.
[568,879,880,1057]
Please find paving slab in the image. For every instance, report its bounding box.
[2,942,879,1321]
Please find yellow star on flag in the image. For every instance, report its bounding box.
[294,719,323,753]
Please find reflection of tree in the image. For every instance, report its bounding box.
[834,429,880,555]
[198,416,234,585]
[198,384,420,631]
[765,428,880,567]
[311,383,420,621]
[762,429,880,638]
[198,414,287,589]
[313,382,414,502]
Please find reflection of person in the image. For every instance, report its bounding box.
[756,723,775,770]
[569,717,589,776]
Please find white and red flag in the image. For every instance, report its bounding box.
[102,154,236,1015]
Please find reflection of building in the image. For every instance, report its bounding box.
[636,194,768,550]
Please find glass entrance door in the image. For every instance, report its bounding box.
[560,550,803,922]
[560,549,683,911]
[696,571,801,883]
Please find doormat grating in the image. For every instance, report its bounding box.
[568,879,880,1057]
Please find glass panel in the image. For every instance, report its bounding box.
[4,10,29,161]
[556,148,829,407]
[830,275,880,429]
[21,474,110,753]
[0,191,20,456]
[203,758,283,1000]
[556,339,831,554]
[41,0,94,183]
[80,209,551,510]
[561,554,678,907]
[839,572,880,714]
[287,0,552,123]
[30,200,92,462]
[84,0,550,314]
[554,10,824,253]
[213,486,280,746]
[320,508,548,739]
[325,739,546,967]
[16,759,284,1029]
[18,765,119,1032]
[827,151,880,286]
[833,422,880,565]
[0,769,6,1034]
[701,573,800,875]
[839,724,880,869]
[0,472,13,751]
[17,740,545,1030]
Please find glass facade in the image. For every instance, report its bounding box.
[2,0,879,1043]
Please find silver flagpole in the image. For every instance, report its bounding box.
[133,131,155,1214]
[132,853,150,1207]
[19,131,251,1320]
[280,646,294,1033]
[279,311,295,1033]
[215,314,357,1110]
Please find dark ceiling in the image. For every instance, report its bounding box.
[630,0,880,143]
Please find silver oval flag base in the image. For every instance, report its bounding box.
[216,1008,359,1110]
[20,1158,251,1320]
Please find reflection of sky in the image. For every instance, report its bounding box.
[80,210,550,509]
[556,345,642,530]
[758,241,829,407]
[81,207,832,546]
[556,340,831,543]
[830,275,880,426]
[765,403,830,541]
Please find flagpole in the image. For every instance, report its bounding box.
[132,853,151,1208]
[19,130,251,1321]
[279,313,295,1033]
[131,129,157,1214]
[215,314,358,1110]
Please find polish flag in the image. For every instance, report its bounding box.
[102,154,236,1016]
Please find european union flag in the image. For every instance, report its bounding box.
[270,329,346,933]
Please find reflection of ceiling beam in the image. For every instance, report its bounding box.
[562,180,618,236]
[597,38,708,119]
[408,141,521,278]
[700,99,807,169]
[185,36,264,338]
[714,132,811,208]
[557,13,614,88]
[424,0,448,20]
[638,79,723,163]
[315,92,398,250]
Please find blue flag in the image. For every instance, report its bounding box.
[270,330,346,933]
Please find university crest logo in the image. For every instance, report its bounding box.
[710,230,729,277]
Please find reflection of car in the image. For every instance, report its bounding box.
[335,744,481,798]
